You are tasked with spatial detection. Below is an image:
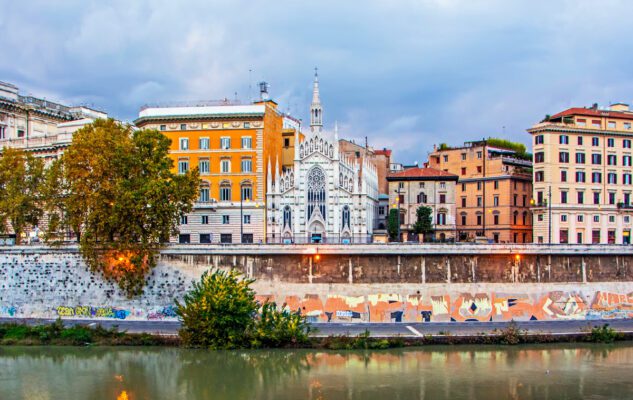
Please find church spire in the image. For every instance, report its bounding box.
[310,68,323,133]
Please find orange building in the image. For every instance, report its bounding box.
[135,97,293,244]
[428,140,533,243]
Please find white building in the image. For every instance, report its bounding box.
[266,73,379,243]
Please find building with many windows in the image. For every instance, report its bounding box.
[529,103,633,244]
[427,140,533,243]
[386,166,458,242]
[134,87,292,244]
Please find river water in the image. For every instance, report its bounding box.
[1,344,632,399]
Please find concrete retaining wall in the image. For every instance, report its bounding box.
[1,246,632,322]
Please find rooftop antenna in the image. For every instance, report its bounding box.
[248,68,252,103]
[234,91,238,103]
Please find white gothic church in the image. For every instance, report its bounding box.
[266,72,379,244]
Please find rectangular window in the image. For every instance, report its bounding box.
[577,191,584,204]
[593,192,600,204]
[609,215,615,223]
[559,152,569,163]
[592,137,599,146]
[592,229,601,244]
[241,158,252,172]
[159,125,166,131]
[241,186,252,201]
[461,214,467,225]
[284,138,290,147]
[592,154,602,165]
[608,138,615,147]
[535,135,544,144]
[199,187,210,202]
[561,214,568,222]
[593,120,601,128]
[592,172,602,183]
[493,180,499,189]
[624,173,632,185]
[559,135,569,144]
[624,139,632,148]
[199,159,210,174]
[242,233,253,243]
[624,155,632,166]
[179,138,189,150]
[608,154,617,165]
[439,194,446,203]
[477,215,482,225]
[220,233,232,244]
[477,182,482,190]
[493,215,499,225]
[535,171,544,182]
[443,155,448,162]
[560,229,568,244]
[461,153,467,160]
[625,123,632,130]
[493,196,499,206]
[593,215,600,223]
[477,197,482,206]
[575,153,585,164]
[561,191,568,204]
[461,183,466,191]
[220,186,231,201]
[220,137,231,149]
[178,160,189,174]
[180,215,188,225]
[243,215,251,224]
[222,215,230,224]
[609,192,616,205]
[199,138,210,150]
[179,234,190,244]
[477,151,482,159]
[575,171,585,183]
[200,233,211,244]
[242,137,252,149]
[461,197,467,207]
[561,170,567,182]
[439,182,446,189]
[244,122,250,129]
[608,121,616,129]
[180,123,187,130]
[537,191,544,204]
[578,215,584,222]
[577,136,583,145]
[577,119,586,127]
[378,206,385,215]
[201,215,209,224]
[535,152,545,163]
[461,167,466,175]
[608,173,617,184]
[419,182,425,188]
[221,159,231,173]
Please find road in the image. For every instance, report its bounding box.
[2,317,632,337]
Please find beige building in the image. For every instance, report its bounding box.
[0,81,106,163]
[386,167,458,241]
[529,103,633,244]
[428,140,533,243]
[339,139,392,196]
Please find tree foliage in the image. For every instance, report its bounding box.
[44,119,199,296]
[0,147,45,244]
[413,206,433,236]
[387,208,399,241]
[176,269,310,349]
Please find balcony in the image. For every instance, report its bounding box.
[617,203,633,210]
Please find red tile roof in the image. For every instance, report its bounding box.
[388,167,457,180]
[374,149,392,157]
[551,107,633,120]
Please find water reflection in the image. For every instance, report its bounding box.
[0,344,632,399]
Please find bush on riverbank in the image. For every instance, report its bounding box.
[175,269,310,349]
[589,324,623,344]
[0,319,177,346]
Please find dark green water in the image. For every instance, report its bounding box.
[1,344,632,399]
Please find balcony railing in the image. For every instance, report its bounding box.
[617,203,633,210]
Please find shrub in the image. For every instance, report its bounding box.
[249,303,310,348]
[498,321,524,345]
[60,326,93,345]
[589,324,622,344]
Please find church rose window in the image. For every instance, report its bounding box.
[307,167,327,220]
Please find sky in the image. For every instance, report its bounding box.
[2,0,633,163]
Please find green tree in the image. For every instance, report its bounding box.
[45,119,199,296]
[412,206,433,238]
[176,269,310,349]
[0,147,45,244]
[387,208,399,241]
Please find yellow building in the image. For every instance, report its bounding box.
[135,97,293,244]
[529,103,633,244]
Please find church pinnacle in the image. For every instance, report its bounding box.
[310,68,323,132]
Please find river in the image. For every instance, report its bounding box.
[1,344,632,399]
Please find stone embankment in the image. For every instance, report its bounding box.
[1,244,632,323]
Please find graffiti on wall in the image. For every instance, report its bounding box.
[256,290,633,323]
[55,306,131,320]
[0,305,18,317]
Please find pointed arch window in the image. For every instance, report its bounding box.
[283,206,292,229]
[307,167,327,220]
[342,205,351,229]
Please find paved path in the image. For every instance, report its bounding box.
[2,317,633,337]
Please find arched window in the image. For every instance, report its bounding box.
[522,211,527,225]
[342,205,351,229]
[417,192,427,203]
[307,167,327,220]
[513,211,519,225]
[283,206,292,229]
[437,213,447,225]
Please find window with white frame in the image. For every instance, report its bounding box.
[201,215,209,224]
[241,137,252,149]
[243,215,251,224]
[199,137,210,150]
[241,158,252,172]
[221,159,231,173]
[178,159,189,174]
[222,215,230,224]
[220,137,231,149]
[179,138,189,150]
[241,184,252,201]
[180,215,188,224]
[199,159,210,174]
[220,183,231,201]
[199,185,210,202]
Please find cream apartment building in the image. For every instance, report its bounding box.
[529,103,633,244]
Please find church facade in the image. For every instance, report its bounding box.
[266,72,379,244]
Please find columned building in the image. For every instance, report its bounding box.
[266,73,379,243]
[529,103,633,244]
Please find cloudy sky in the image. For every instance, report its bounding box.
[2,0,633,163]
